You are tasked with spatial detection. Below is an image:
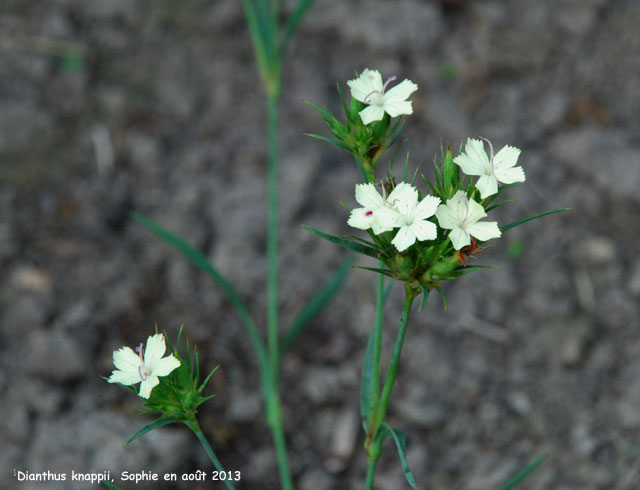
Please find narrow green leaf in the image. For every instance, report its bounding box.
[485,199,515,212]
[380,423,417,488]
[418,286,429,311]
[500,208,570,233]
[125,417,181,446]
[302,225,380,258]
[281,254,355,354]
[361,325,376,420]
[306,133,349,151]
[352,266,396,278]
[435,286,447,311]
[497,454,546,490]
[343,234,379,248]
[280,0,314,54]
[132,212,268,376]
[102,481,125,490]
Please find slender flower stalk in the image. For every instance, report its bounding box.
[364,286,418,489]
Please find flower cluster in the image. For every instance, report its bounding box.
[306,68,563,301]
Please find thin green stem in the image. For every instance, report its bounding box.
[364,286,417,489]
[189,419,236,490]
[265,86,294,490]
[373,287,416,428]
[366,269,385,429]
[267,92,280,386]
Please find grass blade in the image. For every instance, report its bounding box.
[132,212,268,374]
[281,254,355,354]
[497,454,546,490]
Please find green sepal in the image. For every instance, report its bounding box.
[302,225,380,258]
[378,423,417,489]
[418,285,430,311]
[497,454,546,490]
[125,416,181,446]
[435,286,447,311]
[353,266,396,278]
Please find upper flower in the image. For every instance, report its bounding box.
[108,333,181,399]
[387,183,440,252]
[435,190,501,250]
[347,69,418,125]
[454,138,525,199]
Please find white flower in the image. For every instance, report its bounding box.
[347,68,418,125]
[108,333,180,399]
[454,138,525,199]
[347,183,398,234]
[386,183,440,252]
[435,190,501,250]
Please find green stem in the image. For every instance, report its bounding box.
[364,285,417,488]
[373,286,416,428]
[189,419,236,490]
[265,86,294,490]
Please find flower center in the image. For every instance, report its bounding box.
[479,136,495,174]
[363,75,397,107]
[365,210,373,216]
[135,343,149,381]
[459,195,471,230]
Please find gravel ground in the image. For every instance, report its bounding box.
[2,1,640,489]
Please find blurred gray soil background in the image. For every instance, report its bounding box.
[1,0,640,489]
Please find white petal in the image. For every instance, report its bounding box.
[112,347,141,373]
[410,220,437,242]
[435,202,457,230]
[382,99,413,118]
[144,333,167,366]
[449,228,471,250]
[464,197,488,224]
[467,221,501,242]
[372,207,400,233]
[139,375,160,399]
[453,152,487,176]
[347,69,382,103]
[384,79,418,102]
[151,354,181,377]
[388,182,418,215]
[475,174,498,199]
[359,105,385,125]
[392,227,416,252]
[354,183,384,209]
[492,145,520,170]
[414,195,440,220]
[347,208,374,230]
[494,165,525,184]
[108,369,141,386]
[464,138,490,167]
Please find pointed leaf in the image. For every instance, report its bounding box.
[132,212,268,374]
[302,225,380,258]
[281,254,355,354]
[352,266,396,278]
[102,482,125,490]
[500,208,570,233]
[380,423,417,488]
[280,0,314,54]
[418,285,429,311]
[497,454,546,490]
[435,286,447,311]
[125,416,181,446]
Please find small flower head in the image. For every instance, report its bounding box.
[387,183,440,252]
[347,68,418,125]
[435,190,501,250]
[347,182,399,234]
[454,138,525,199]
[108,333,180,399]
